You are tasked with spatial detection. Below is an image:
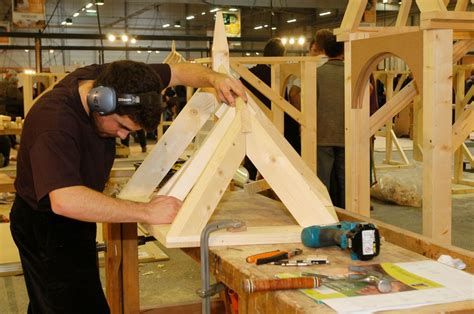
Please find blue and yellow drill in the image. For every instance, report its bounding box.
[301,221,380,261]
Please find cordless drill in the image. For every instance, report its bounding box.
[301,221,380,261]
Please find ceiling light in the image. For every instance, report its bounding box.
[86,9,96,13]
[254,25,263,30]
[130,38,136,44]
[73,12,80,17]
[319,11,331,16]
[81,7,86,11]
[147,50,152,53]
[107,34,116,42]
[245,52,250,56]
[163,23,170,28]
[137,50,141,54]
[95,0,104,5]
[298,36,305,45]
[289,37,295,45]
[174,21,181,28]
[49,49,54,53]
[24,49,29,52]
[155,50,160,54]
[186,15,195,20]
[271,27,276,30]
[121,34,128,42]
[201,11,206,15]
[264,24,268,28]
[209,8,220,13]
[281,37,288,45]
[61,21,66,25]
[86,2,93,8]
[383,0,388,3]
[287,18,296,23]
[256,52,259,55]
[229,8,238,12]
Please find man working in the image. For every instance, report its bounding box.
[10,60,246,313]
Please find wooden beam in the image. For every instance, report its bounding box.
[243,179,271,195]
[104,223,123,313]
[158,106,236,200]
[166,115,246,238]
[415,0,447,13]
[211,12,229,72]
[336,0,367,33]
[247,112,337,226]
[452,105,474,153]
[395,0,413,27]
[420,11,474,31]
[453,40,474,64]
[230,56,324,65]
[455,0,469,11]
[155,225,303,248]
[232,63,301,123]
[117,90,217,202]
[122,223,139,314]
[345,35,371,216]
[369,81,417,136]
[271,64,284,133]
[422,29,453,244]
[246,97,333,207]
[300,61,317,172]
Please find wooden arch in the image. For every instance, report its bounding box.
[350,31,423,109]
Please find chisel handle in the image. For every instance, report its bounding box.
[243,277,320,293]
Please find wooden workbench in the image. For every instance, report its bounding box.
[105,190,474,313]
[204,191,474,313]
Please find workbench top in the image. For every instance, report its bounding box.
[205,191,474,313]
[210,242,474,313]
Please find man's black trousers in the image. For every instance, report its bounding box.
[10,195,110,314]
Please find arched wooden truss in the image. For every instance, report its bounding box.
[339,0,474,245]
[117,13,337,248]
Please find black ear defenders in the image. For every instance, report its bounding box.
[87,86,161,115]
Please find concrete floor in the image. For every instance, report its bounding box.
[1,143,473,313]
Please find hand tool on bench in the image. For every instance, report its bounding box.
[243,276,321,293]
[246,248,303,265]
[301,221,380,260]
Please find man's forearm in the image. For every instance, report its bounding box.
[168,63,219,87]
[49,185,149,223]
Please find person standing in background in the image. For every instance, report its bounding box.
[316,32,346,209]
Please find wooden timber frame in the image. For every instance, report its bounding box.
[452,63,474,193]
[338,0,474,245]
[157,41,188,139]
[18,72,67,116]
[117,12,338,249]
[192,55,323,173]
[372,70,413,170]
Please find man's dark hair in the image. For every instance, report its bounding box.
[314,29,333,53]
[93,60,164,131]
[263,38,285,57]
[322,33,344,58]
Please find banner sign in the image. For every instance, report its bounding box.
[222,10,241,38]
[12,0,46,28]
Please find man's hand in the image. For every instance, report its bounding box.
[144,195,182,225]
[211,73,247,106]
